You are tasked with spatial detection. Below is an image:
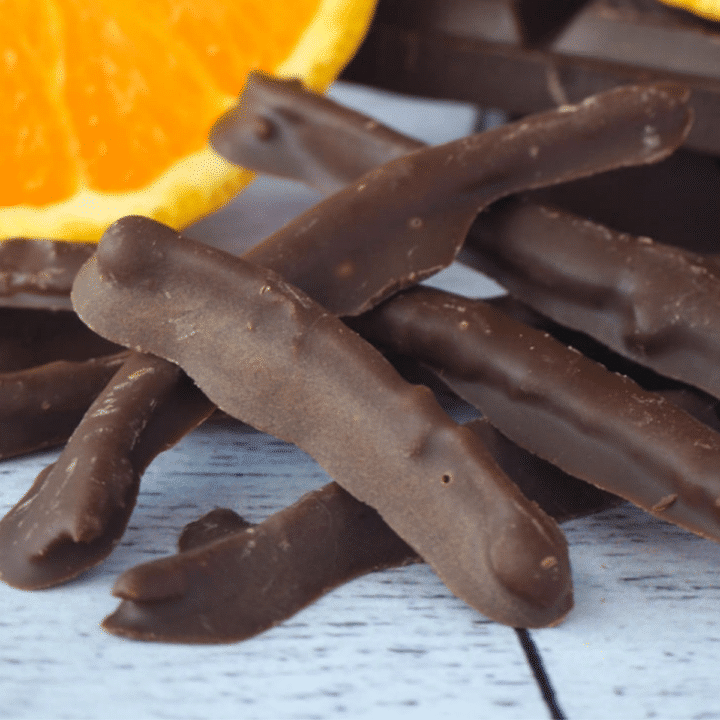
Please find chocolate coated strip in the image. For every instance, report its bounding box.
[103,419,616,644]
[236,82,691,316]
[352,285,720,541]
[0,352,214,589]
[72,217,572,628]
[463,197,720,401]
[487,294,720,436]
[103,483,420,643]
[210,71,424,192]
[0,352,128,460]
[218,73,713,258]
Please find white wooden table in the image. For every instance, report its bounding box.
[2,83,720,720]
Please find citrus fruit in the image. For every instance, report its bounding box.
[658,0,720,20]
[0,0,376,241]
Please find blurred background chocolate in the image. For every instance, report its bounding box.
[343,0,720,157]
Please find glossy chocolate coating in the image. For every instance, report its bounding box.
[234,81,691,316]
[0,352,214,589]
[464,197,720,401]
[343,0,720,156]
[72,216,572,628]
[103,419,616,644]
[353,285,720,541]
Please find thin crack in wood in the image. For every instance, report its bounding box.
[514,627,567,720]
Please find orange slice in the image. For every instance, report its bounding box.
[0,0,376,241]
[658,0,720,20]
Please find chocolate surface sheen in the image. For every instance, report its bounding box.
[0,352,214,589]
[72,216,573,628]
[227,81,691,316]
[464,197,720,401]
[353,286,720,542]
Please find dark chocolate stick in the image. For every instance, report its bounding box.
[0,352,129,460]
[351,285,720,542]
[230,80,691,316]
[102,419,617,644]
[0,352,214,589]
[72,217,572,628]
[210,72,424,192]
[228,78,720,417]
[463,197,720,401]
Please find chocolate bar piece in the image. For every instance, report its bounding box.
[0,307,122,373]
[352,285,720,541]
[0,352,214,589]
[343,0,720,156]
[0,239,95,310]
[103,419,617,644]
[464,197,720,401]
[223,78,691,316]
[71,216,574,628]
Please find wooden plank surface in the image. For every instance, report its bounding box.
[2,82,720,720]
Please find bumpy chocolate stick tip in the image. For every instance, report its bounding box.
[210,71,424,191]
